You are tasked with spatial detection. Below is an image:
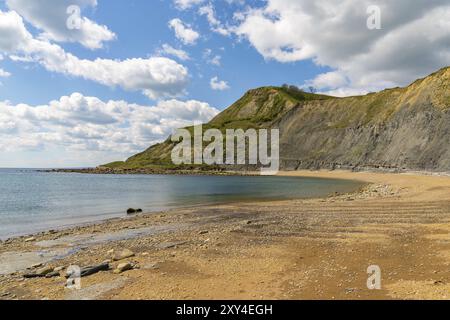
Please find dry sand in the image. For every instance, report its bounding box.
[1,170,450,300]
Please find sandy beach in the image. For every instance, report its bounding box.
[1,170,450,300]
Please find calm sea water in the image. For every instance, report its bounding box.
[0,169,364,239]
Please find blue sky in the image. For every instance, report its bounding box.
[0,0,449,167]
[0,0,324,108]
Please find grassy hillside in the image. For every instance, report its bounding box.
[103,66,450,172]
[103,86,332,170]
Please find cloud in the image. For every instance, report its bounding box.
[210,76,230,90]
[199,4,231,36]
[6,0,116,50]
[174,0,206,10]
[0,51,10,79]
[0,10,31,52]
[0,69,11,77]
[169,18,200,45]
[0,10,189,100]
[203,49,222,66]
[0,93,219,161]
[158,43,190,61]
[209,55,221,66]
[234,0,450,95]
[306,71,348,91]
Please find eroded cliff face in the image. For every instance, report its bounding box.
[277,67,450,172]
[105,67,450,173]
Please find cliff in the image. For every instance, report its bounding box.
[104,66,450,173]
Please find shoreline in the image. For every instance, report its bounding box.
[0,171,365,242]
[41,167,259,176]
[1,170,450,300]
[42,165,450,177]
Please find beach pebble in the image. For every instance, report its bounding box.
[23,266,54,278]
[114,263,133,274]
[36,266,54,276]
[113,249,135,261]
[24,237,36,242]
[127,208,138,215]
[156,241,186,249]
[45,271,60,278]
[144,263,161,270]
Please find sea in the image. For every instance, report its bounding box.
[0,169,364,239]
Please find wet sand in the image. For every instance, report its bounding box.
[1,170,450,300]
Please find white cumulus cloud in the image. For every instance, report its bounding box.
[174,0,206,10]
[210,76,230,91]
[0,93,219,165]
[235,0,450,95]
[0,68,11,77]
[158,44,190,61]
[306,72,348,91]
[203,49,222,66]
[199,4,231,36]
[0,10,190,100]
[169,18,200,45]
[6,0,116,50]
